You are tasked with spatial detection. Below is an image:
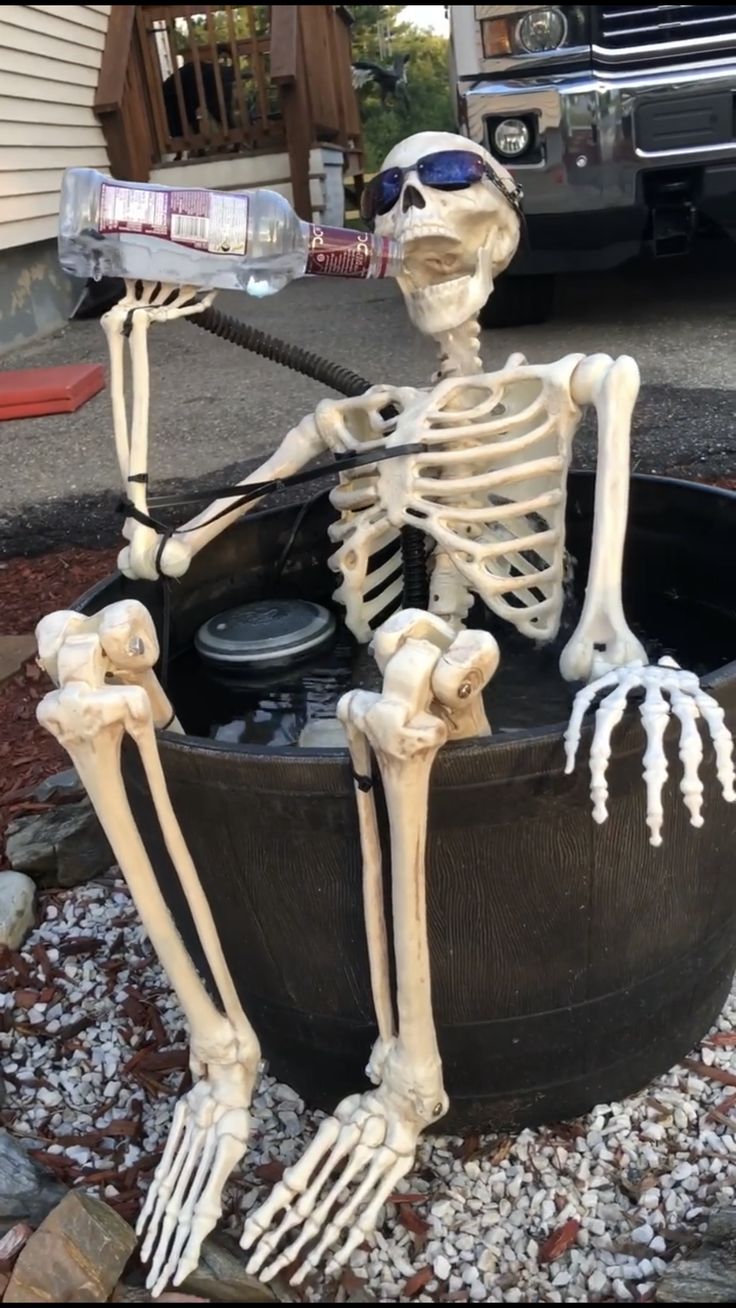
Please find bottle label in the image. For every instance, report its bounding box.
[99,184,249,256]
[305,226,388,278]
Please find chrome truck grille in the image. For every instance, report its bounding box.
[594,4,736,65]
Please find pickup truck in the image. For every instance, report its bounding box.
[449,4,736,325]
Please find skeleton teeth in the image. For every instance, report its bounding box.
[404,224,460,244]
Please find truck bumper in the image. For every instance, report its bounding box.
[461,61,736,272]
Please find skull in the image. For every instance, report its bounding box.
[373,131,521,337]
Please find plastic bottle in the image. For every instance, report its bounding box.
[58,168,401,297]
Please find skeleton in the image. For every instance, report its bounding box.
[36,130,734,1291]
[35,601,262,1296]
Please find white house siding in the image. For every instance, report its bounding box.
[0,5,111,252]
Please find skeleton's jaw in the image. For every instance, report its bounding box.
[399,243,494,338]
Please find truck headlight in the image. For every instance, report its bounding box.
[481,6,587,59]
[493,118,531,158]
[517,8,567,53]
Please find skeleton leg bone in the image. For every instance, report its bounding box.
[241,611,499,1284]
[35,610,261,1294]
[343,719,396,1081]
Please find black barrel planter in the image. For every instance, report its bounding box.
[78,473,736,1132]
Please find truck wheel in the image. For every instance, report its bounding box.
[479,274,554,328]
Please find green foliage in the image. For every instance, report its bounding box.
[173,6,269,55]
[171,5,453,175]
[350,6,454,173]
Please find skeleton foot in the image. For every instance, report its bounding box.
[241,1061,438,1286]
[240,610,498,1287]
[138,1041,253,1295]
[565,656,736,845]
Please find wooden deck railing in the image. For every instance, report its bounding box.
[94,5,362,219]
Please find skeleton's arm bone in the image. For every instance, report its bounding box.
[119,412,329,581]
[102,297,131,489]
[560,354,647,683]
[104,285,213,579]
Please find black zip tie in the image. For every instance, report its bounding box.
[352,772,373,792]
[154,530,177,692]
[155,528,175,575]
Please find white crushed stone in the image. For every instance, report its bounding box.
[3,872,736,1303]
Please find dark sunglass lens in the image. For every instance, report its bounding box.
[418,150,484,189]
[375,168,403,216]
[362,168,403,221]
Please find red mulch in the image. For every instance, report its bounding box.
[0,548,118,638]
[0,548,118,865]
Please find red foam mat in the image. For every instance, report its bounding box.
[0,363,106,421]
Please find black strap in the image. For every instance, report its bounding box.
[118,440,427,538]
[352,772,373,792]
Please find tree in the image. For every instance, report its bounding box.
[349,6,455,173]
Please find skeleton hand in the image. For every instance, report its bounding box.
[241,1045,445,1286]
[565,656,736,846]
[138,1021,255,1296]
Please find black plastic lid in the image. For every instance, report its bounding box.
[195,599,337,669]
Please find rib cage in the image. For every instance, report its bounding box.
[322,387,415,644]
[324,359,585,645]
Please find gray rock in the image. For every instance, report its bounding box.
[658,1209,736,1302]
[0,872,36,949]
[180,1232,286,1302]
[5,799,113,888]
[31,768,83,803]
[0,1130,67,1226]
[5,1190,136,1302]
[0,635,36,688]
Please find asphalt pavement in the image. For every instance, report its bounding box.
[1,246,735,556]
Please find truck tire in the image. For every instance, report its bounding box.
[479,274,554,328]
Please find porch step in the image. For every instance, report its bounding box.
[0,364,105,421]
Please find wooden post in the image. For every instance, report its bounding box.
[95,4,155,181]
[271,5,312,221]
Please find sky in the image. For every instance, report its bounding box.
[402,5,450,34]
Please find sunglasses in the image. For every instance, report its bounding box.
[360,149,524,227]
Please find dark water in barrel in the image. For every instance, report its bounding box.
[167,589,735,748]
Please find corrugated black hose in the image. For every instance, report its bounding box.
[188,304,428,608]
